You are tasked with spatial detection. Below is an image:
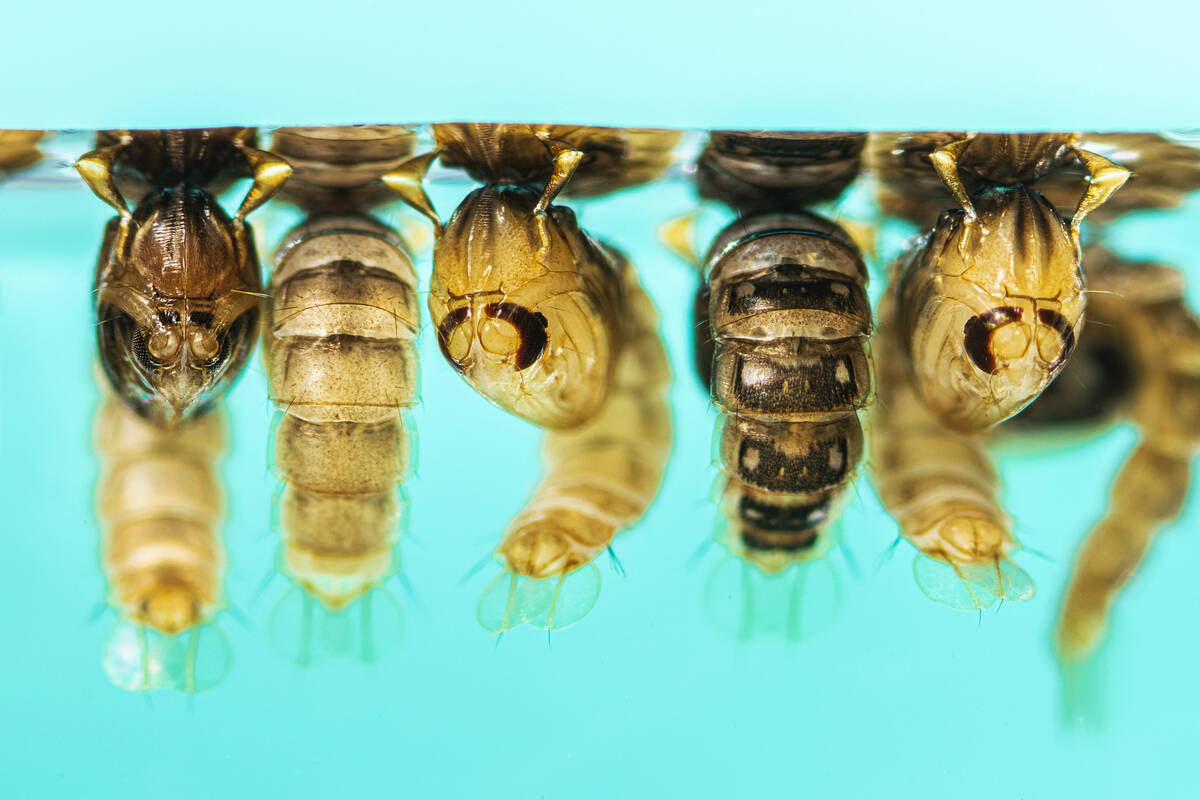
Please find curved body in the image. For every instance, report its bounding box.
[498,262,670,574]
[480,262,671,631]
[895,185,1084,430]
[871,289,1032,610]
[873,132,1129,431]
[706,212,872,573]
[82,128,290,425]
[432,186,623,428]
[1045,254,1200,659]
[425,124,678,429]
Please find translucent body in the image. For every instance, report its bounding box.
[702,555,841,642]
[870,290,1033,610]
[1044,255,1200,660]
[94,387,229,690]
[432,186,623,428]
[428,124,678,429]
[895,186,1084,431]
[705,212,872,574]
[265,214,419,611]
[875,132,1129,431]
[479,264,672,632]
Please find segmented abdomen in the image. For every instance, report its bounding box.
[1057,258,1200,658]
[265,215,420,609]
[95,389,225,634]
[706,212,872,571]
[870,290,1016,565]
[496,262,672,578]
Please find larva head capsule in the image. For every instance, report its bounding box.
[96,187,260,426]
[898,185,1084,431]
[430,186,622,429]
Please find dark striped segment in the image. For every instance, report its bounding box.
[712,337,871,419]
[731,489,836,552]
[720,415,862,495]
[712,266,871,341]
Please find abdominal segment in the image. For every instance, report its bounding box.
[706,212,872,572]
[265,214,419,610]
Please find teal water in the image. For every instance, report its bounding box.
[3,0,1198,130]
[1,152,1199,799]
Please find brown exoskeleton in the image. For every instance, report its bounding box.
[697,131,865,215]
[77,129,291,425]
[876,133,1131,431]
[389,123,678,429]
[666,132,872,639]
[671,133,872,578]
[704,212,873,574]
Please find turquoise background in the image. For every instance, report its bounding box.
[2,0,1199,130]
[1,133,1199,797]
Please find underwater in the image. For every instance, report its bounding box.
[2,3,1199,797]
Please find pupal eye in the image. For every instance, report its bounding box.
[436,306,474,369]
[192,331,221,366]
[1036,308,1076,367]
[130,324,161,372]
[147,328,182,363]
[204,309,255,370]
[483,302,549,370]
[963,306,1022,374]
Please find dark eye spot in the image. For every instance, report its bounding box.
[129,324,158,372]
[963,306,1023,374]
[158,309,180,325]
[210,310,252,370]
[1037,308,1076,368]
[189,310,213,326]
[435,306,473,370]
[484,302,549,370]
